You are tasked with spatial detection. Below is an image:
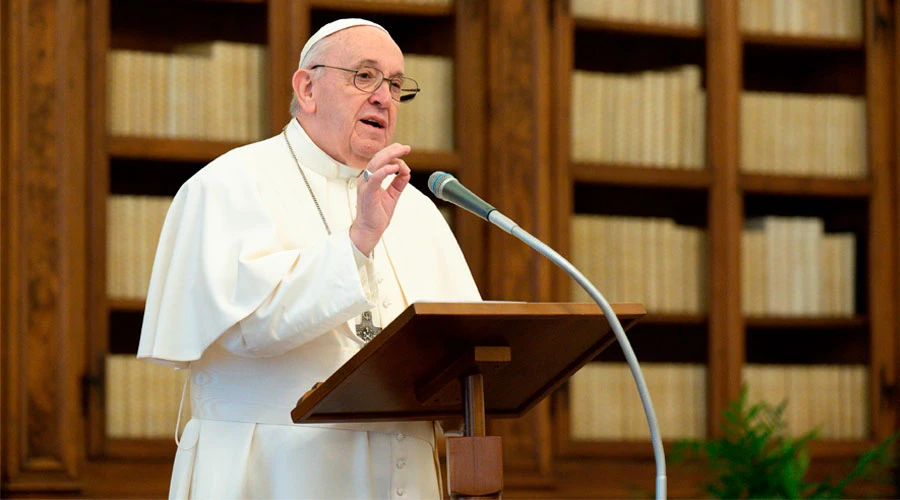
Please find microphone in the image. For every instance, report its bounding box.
[427,171,496,221]
[428,170,667,499]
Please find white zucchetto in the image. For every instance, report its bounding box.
[298,18,390,69]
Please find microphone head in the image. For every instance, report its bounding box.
[427,171,455,199]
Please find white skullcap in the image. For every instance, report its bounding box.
[298,18,389,69]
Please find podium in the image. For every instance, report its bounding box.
[291,301,646,498]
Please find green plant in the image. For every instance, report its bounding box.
[671,388,897,499]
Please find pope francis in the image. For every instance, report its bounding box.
[137,18,481,499]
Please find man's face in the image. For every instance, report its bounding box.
[308,27,404,169]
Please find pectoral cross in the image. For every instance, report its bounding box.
[355,310,381,343]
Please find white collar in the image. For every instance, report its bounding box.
[285,118,362,180]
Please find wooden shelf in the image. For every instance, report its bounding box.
[743,32,864,51]
[108,135,246,163]
[572,163,711,190]
[740,173,872,198]
[108,135,458,173]
[108,298,146,312]
[745,315,868,330]
[309,0,453,17]
[574,18,704,39]
[639,313,707,326]
[103,438,177,460]
[561,438,879,459]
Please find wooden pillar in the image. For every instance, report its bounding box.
[866,0,896,440]
[484,0,554,486]
[1,0,89,493]
[705,0,745,436]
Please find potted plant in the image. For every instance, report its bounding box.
[671,388,896,499]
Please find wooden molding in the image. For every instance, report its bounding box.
[1,0,89,492]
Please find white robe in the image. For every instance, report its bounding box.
[138,119,481,499]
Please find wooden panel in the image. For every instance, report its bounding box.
[483,0,555,485]
[705,0,744,437]
[1,0,89,492]
[453,0,488,291]
[864,0,896,440]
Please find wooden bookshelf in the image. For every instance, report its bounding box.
[4,0,900,497]
[81,0,489,475]
[549,0,897,497]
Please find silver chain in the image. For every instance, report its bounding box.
[282,126,332,236]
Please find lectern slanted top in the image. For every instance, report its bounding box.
[292,301,645,424]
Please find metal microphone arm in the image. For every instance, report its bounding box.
[487,211,667,500]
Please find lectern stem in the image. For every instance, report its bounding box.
[462,373,486,437]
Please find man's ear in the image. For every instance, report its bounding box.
[292,68,316,113]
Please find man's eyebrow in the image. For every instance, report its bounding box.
[355,58,406,77]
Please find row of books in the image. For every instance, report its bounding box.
[391,55,454,152]
[571,66,706,169]
[569,0,862,39]
[743,217,856,316]
[744,363,868,439]
[569,362,707,440]
[107,42,269,142]
[105,354,191,439]
[107,195,172,300]
[570,215,707,314]
[568,362,868,441]
[570,0,703,27]
[351,0,451,4]
[741,92,867,178]
[106,195,452,301]
[740,0,863,39]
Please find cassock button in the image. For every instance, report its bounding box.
[396,459,406,469]
[376,276,384,284]
[396,488,405,497]
[348,179,357,190]
[383,299,392,308]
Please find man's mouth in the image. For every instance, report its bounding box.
[360,118,385,129]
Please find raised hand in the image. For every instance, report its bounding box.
[349,142,412,255]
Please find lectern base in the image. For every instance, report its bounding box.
[446,436,503,499]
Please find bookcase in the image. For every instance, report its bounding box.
[4,0,899,497]
[548,0,896,496]
[83,0,488,468]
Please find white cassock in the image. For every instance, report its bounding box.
[138,118,481,499]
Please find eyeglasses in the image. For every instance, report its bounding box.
[310,65,420,102]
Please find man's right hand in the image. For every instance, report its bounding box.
[349,143,412,255]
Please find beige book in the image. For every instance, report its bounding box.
[568,368,594,440]
[850,365,872,439]
[621,363,648,439]
[106,51,130,135]
[570,71,586,161]
[820,235,839,315]
[669,223,686,312]
[607,216,625,303]
[663,68,681,167]
[658,218,676,313]
[105,355,128,438]
[690,364,707,438]
[594,362,625,439]
[808,96,827,177]
[784,365,806,436]
[805,365,830,437]
[106,196,122,298]
[837,233,856,316]
[569,216,591,302]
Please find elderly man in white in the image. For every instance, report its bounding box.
[138,18,480,499]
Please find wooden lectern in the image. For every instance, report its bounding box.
[291,301,646,498]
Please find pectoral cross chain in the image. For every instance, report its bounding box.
[355,310,381,343]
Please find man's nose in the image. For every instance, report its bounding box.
[369,80,392,105]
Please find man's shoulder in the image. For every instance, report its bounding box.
[185,134,282,187]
